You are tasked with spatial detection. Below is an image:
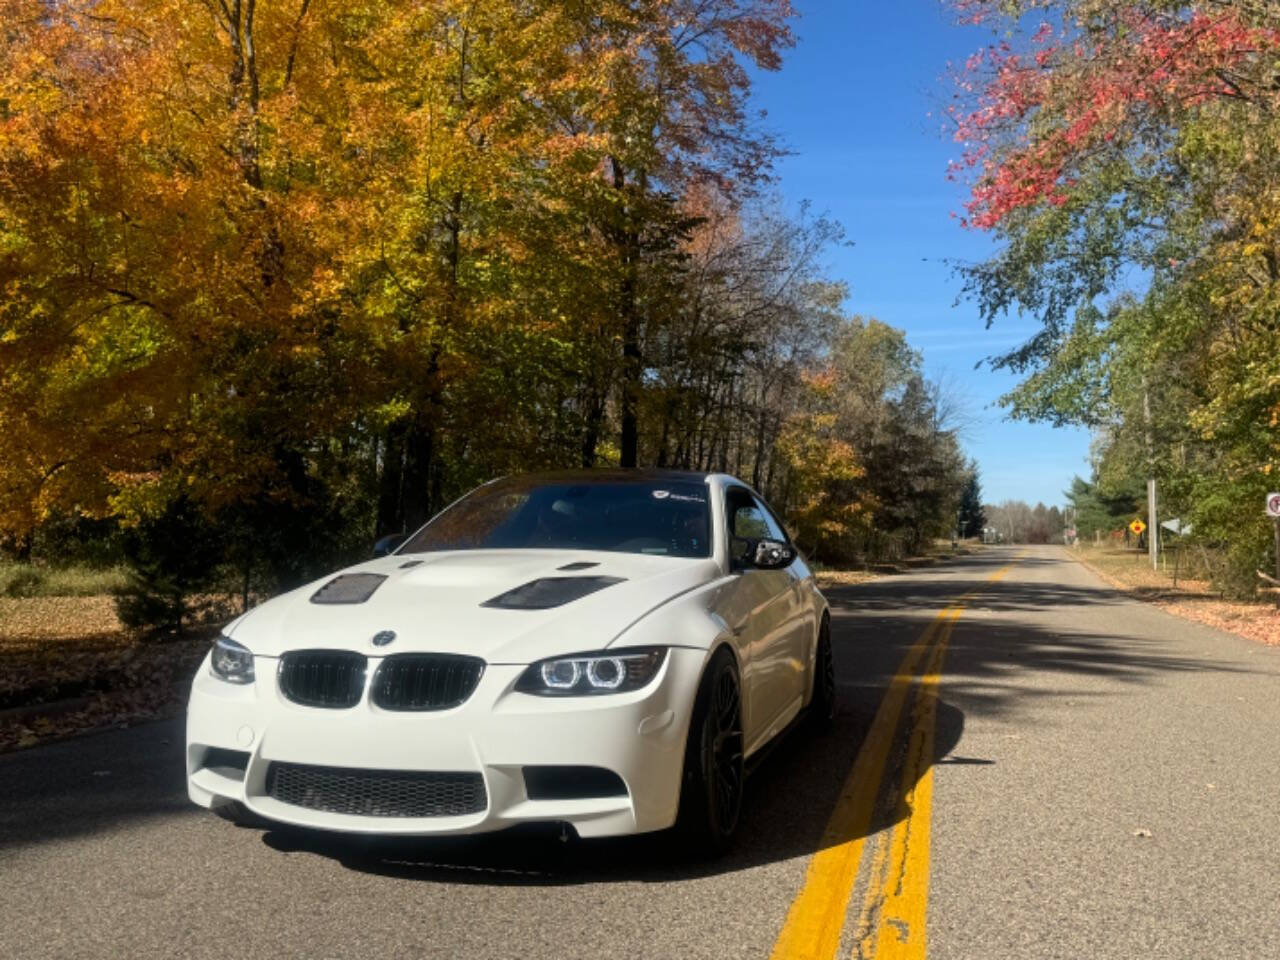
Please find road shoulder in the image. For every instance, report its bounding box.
[1069,545,1280,649]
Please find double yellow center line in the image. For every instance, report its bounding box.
[769,559,1020,960]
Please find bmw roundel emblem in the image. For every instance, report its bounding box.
[371,630,397,648]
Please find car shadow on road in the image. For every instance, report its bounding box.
[251,694,967,886]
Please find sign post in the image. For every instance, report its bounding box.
[1128,519,1147,563]
[1268,494,1280,590]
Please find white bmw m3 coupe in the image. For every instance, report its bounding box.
[186,470,834,851]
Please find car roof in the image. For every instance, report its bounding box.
[507,468,715,485]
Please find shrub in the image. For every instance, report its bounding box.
[114,499,226,636]
[2,567,44,598]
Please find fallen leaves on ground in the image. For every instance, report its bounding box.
[0,596,121,638]
[0,674,203,753]
[815,570,885,588]
[1156,598,1280,648]
[0,595,214,752]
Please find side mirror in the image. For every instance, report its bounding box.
[372,533,408,558]
[751,538,795,570]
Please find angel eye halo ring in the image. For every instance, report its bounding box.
[518,648,666,696]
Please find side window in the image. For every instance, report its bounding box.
[752,496,789,544]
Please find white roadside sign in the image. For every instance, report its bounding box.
[1268,492,1280,518]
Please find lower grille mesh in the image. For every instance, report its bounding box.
[266,762,486,818]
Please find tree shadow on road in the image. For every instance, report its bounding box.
[1,546,1270,883]
[244,551,1268,886]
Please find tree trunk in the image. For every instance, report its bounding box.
[376,421,408,535]
[581,387,604,468]
[609,158,642,469]
[401,419,436,530]
[620,313,641,467]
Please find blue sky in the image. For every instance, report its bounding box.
[748,0,1092,507]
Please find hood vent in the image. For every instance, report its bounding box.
[310,573,387,605]
[557,561,599,571]
[481,576,624,611]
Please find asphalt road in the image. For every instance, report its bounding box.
[3,546,1278,960]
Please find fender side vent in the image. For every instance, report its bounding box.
[481,576,624,610]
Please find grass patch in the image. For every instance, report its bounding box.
[1071,543,1214,597]
[0,562,129,598]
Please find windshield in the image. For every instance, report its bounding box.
[400,476,712,558]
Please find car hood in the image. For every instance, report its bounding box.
[225,549,722,664]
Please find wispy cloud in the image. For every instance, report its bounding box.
[912,335,1034,352]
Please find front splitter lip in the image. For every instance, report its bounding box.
[185,646,705,837]
[240,793,634,838]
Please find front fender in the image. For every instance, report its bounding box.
[606,575,738,654]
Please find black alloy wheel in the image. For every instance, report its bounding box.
[707,664,745,832]
[677,650,744,855]
[810,617,836,728]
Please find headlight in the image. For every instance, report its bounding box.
[516,647,666,696]
[210,635,255,684]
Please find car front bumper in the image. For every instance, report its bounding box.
[185,646,704,838]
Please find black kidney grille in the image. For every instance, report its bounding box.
[372,654,485,711]
[267,762,486,818]
[278,651,367,708]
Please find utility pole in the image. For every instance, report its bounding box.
[1147,477,1159,570]
[1143,382,1158,571]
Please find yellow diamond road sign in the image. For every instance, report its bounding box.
[1130,519,1146,536]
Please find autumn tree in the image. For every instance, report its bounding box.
[0,0,979,621]
[544,0,797,469]
[777,318,970,561]
[949,0,1280,590]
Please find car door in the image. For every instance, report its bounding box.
[719,487,804,753]
[748,492,812,716]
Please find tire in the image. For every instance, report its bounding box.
[809,616,836,729]
[676,649,745,856]
[214,800,262,828]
